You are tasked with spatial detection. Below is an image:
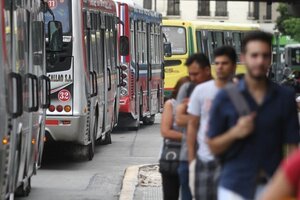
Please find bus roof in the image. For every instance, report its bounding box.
[192,21,260,31]
[84,0,116,14]
[162,19,259,31]
[128,6,162,23]
[162,19,194,27]
[285,44,300,48]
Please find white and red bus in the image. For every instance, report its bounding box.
[45,0,123,160]
[116,1,165,129]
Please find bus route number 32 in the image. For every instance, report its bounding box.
[58,89,71,102]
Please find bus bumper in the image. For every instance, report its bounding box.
[119,96,131,113]
[45,115,88,145]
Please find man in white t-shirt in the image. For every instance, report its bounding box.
[187,46,237,200]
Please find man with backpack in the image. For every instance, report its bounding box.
[186,46,237,200]
[176,53,212,200]
[207,31,300,200]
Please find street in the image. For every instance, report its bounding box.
[17,117,162,200]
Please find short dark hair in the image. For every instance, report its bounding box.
[241,31,273,53]
[185,53,210,69]
[214,46,237,64]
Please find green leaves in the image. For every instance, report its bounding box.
[276,3,300,42]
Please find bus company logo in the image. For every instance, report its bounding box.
[48,0,58,9]
[58,89,71,102]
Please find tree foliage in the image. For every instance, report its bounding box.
[276,3,300,41]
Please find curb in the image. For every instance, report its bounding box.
[119,164,156,200]
[119,165,142,200]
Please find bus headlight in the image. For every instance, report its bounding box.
[120,88,128,96]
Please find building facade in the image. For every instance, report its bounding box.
[135,0,280,32]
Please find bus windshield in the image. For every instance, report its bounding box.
[162,26,187,55]
[291,48,300,66]
[45,0,72,35]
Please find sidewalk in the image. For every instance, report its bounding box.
[119,164,163,200]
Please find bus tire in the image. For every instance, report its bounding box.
[142,115,155,125]
[101,131,112,145]
[15,177,31,197]
[87,115,97,161]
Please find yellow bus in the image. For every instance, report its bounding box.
[162,20,259,99]
[162,20,195,99]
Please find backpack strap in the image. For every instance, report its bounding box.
[224,83,251,116]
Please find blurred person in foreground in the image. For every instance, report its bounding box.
[207,31,300,200]
[160,76,190,200]
[175,53,212,200]
[187,46,237,200]
[261,150,300,200]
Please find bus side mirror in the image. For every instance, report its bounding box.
[164,42,172,57]
[48,21,63,52]
[120,36,129,56]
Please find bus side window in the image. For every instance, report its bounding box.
[130,19,135,63]
[90,12,98,73]
[207,31,214,61]
[200,31,209,59]
[225,31,232,46]
[96,13,104,75]
[110,16,116,70]
[196,31,203,53]
[142,21,147,64]
[155,25,159,64]
[105,15,111,68]
[138,21,143,65]
[150,24,155,64]
[214,31,224,48]
[233,32,241,62]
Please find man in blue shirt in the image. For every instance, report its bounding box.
[207,31,300,200]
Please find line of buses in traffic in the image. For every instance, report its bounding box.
[0,0,260,199]
[162,20,260,99]
[0,0,167,199]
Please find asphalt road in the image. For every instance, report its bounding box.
[17,116,162,200]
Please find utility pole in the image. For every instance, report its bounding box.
[154,0,157,11]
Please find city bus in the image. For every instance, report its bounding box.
[162,20,195,99]
[0,1,13,198]
[45,0,122,160]
[116,1,164,129]
[1,0,53,198]
[162,20,259,99]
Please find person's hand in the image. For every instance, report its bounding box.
[232,113,256,139]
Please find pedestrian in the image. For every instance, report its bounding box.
[207,31,300,200]
[261,150,300,200]
[160,76,190,200]
[187,46,237,200]
[175,53,212,200]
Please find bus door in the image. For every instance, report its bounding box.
[12,1,33,190]
[28,2,47,174]
[104,15,114,131]
[95,12,105,135]
[146,23,152,114]
[108,16,118,129]
[133,19,140,117]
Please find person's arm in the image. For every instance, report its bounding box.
[283,90,300,156]
[206,91,256,156]
[175,100,190,127]
[187,115,199,163]
[261,150,300,200]
[161,100,182,141]
[207,113,256,155]
[260,169,294,200]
